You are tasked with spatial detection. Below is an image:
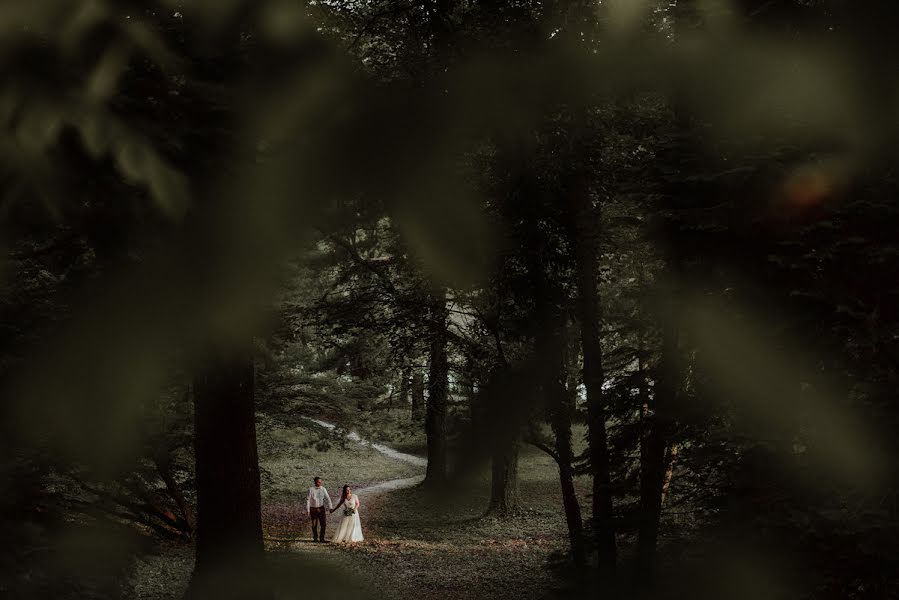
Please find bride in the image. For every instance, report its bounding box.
[330,484,364,543]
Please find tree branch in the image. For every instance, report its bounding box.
[525,435,560,465]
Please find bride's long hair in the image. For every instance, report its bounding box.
[341,484,352,499]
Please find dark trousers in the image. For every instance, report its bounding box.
[310,506,326,541]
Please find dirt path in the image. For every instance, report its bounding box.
[303,418,428,468]
[264,418,426,545]
[302,418,427,497]
[129,418,576,600]
[128,418,426,600]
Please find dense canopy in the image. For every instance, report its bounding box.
[2,1,898,599]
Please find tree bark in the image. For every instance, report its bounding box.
[487,440,520,515]
[554,438,586,571]
[636,322,678,586]
[189,351,266,599]
[538,310,587,568]
[424,290,449,487]
[567,172,617,575]
[484,368,521,515]
[633,1,695,584]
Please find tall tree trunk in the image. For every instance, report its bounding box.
[538,310,586,568]
[485,369,520,515]
[425,290,449,487]
[633,0,695,585]
[178,31,268,599]
[636,322,678,586]
[567,172,617,574]
[551,405,586,570]
[488,441,520,515]
[189,350,265,599]
[411,368,425,420]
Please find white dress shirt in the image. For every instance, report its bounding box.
[306,486,333,511]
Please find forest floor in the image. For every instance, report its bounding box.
[126,411,592,600]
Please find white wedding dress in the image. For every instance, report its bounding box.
[331,495,364,543]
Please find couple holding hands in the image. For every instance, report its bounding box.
[305,476,364,543]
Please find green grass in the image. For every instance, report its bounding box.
[256,412,421,501]
[125,417,591,600]
[320,427,594,600]
[349,407,429,457]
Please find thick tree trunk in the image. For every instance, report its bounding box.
[636,323,678,586]
[425,290,449,487]
[633,0,696,586]
[567,173,617,574]
[487,441,519,515]
[189,351,265,599]
[476,365,521,516]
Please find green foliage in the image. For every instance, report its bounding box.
[3,0,899,598]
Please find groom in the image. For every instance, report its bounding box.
[306,476,333,542]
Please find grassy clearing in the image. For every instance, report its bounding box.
[126,411,424,599]
[257,412,421,496]
[321,432,593,600]
[349,407,429,457]
[257,411,422,540]
[127,417,591,600]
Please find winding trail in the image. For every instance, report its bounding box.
[126,417,430,598]
[302,417,427,495]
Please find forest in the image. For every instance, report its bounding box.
[1,1,898,599]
